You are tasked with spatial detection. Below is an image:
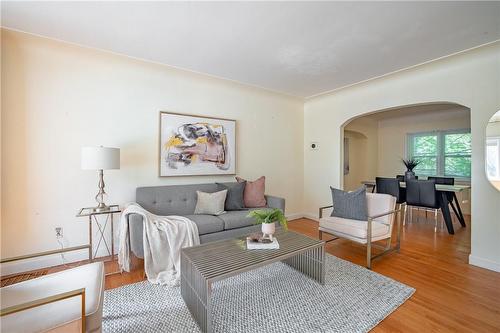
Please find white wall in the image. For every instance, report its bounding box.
[486,119,500,191]
[304,42,500,272]
[1,30,304,274]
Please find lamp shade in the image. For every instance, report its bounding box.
[81,146,120,170]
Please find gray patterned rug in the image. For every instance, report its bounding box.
[103,254,414,333]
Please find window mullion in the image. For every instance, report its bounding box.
[438,132,444,176]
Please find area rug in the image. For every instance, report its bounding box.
[103,254,414,333]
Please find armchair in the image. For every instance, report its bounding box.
[1,262,104,332]
[318,193,401,269]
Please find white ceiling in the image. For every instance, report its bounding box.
[2,1,499,98]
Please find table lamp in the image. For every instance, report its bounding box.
[81,146,120,212]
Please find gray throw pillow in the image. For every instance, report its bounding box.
[216,182,246,211]
[330,186,368,221]
[194,190,228,215]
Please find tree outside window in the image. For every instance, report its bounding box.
[408,129,471,179]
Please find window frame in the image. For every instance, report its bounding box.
[486,136,500,181]
[407,128,471,180]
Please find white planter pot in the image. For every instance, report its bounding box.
[261,222,276,240]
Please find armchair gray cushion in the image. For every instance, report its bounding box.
[330,186,368,221]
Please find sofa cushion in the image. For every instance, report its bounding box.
[194,190,227,215]
[236,176,267,208]
[217,182,246,210]
[184,214,225,235]
[218,209,273,230]
[319,216,389,239]
[137,183,219,216]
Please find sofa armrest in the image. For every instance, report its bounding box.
[265,195,285,212]
[127,213,145,259]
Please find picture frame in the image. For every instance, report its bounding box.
[159,111,236,177]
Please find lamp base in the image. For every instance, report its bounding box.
[92,206,111,213]
[93,170,110,213]
[93,203,110,213]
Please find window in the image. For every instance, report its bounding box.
[408,129,471,179]
[486,137,500,180]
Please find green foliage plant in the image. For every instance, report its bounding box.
[247,208,288,230]
[402,158,421,172]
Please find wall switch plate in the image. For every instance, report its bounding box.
[55,227,63,238]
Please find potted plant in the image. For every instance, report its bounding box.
[247,208,288,241]
[402,158,420,181]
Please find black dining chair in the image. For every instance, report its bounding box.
[376,177,407,225]
[428,176,454,201]
[406,179,442,232]
[428,176,462,224]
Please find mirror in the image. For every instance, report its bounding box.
[486,110,500,191]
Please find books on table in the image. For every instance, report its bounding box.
[246,238,280,250]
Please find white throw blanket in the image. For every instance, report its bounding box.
[118,203,200,286]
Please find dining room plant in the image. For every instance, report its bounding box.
[402,157,421,181]
[247,208,288,240]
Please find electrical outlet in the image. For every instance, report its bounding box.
[55,227,63,238]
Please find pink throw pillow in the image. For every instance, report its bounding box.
[236,176,267,208]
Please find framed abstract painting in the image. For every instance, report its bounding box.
[159,112,236,176]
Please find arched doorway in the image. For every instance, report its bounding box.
[340,102,471,236]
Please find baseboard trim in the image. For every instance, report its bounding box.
[469,254,500,272]
[286,213,305,221]
[302,213,319,222]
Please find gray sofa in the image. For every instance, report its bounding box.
[128,182,285,259]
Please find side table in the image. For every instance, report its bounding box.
[76,205,122,275]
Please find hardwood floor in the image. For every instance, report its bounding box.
[13,212,500,332]
[290,215,500,333]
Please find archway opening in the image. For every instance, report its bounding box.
[341,101,471,241]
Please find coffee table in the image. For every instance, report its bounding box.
[180,230,325,333]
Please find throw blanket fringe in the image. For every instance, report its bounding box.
[118,203,200,286]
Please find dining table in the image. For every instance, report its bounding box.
[361,180,471,235]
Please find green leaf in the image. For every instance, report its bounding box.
[247,208,288,230]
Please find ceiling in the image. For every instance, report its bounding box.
[2,1,499,98]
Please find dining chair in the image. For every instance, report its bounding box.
[376,177,406,226]
[406,179,442,232]
[428,176,455,212]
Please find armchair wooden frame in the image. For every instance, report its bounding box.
[0,288,86,333]
[318,205,403,269]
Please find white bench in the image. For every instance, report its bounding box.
[1,262,105,333]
